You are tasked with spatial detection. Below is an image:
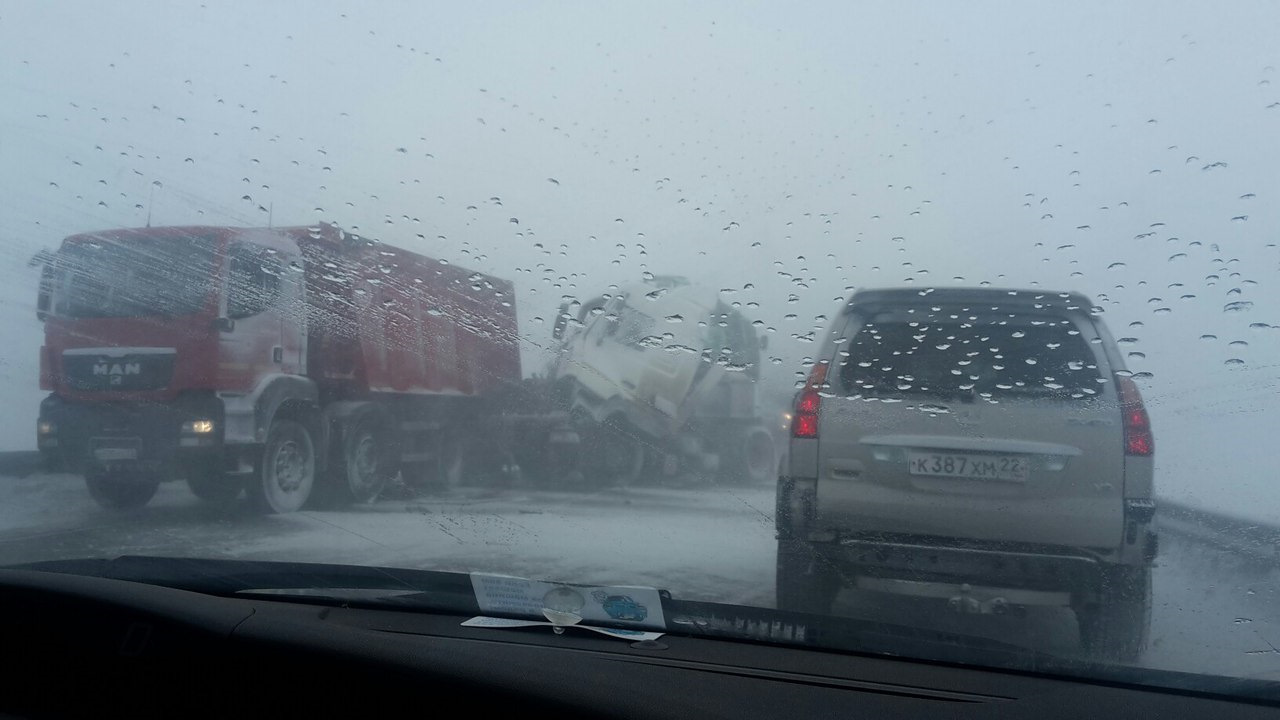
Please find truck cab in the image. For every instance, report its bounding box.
[37,225,318,511]
[36,222,535,513]
[549,277,775,485]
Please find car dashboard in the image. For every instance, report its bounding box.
[0,568,1274,719]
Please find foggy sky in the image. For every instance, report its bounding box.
[0,0,1277,516]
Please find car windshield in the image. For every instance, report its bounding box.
[3,0,1279,699]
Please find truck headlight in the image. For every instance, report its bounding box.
[182,420,215,435]
[37,421,55,435]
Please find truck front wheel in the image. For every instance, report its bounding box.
[248,418,316,514]
[721,425,777,485]
[589,418,647,486]
[85,468,160,511]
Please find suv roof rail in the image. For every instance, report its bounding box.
[842,287,1096,314]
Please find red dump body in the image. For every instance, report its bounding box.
[39,223,522,404]
[294,224,522,398]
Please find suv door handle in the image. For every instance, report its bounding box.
[827,459,864,480]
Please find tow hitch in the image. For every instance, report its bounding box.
[948,586,1011,615]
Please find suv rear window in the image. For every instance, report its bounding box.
[837,313,1105,401]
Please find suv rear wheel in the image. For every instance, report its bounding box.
[776,540,840,616]
[1078,565,1152,663]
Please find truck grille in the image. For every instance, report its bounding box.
[62,350,176,392]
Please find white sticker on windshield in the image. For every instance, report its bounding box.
[469,573,666,630]
[462,615,665,641]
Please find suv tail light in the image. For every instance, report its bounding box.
[1116,375,1153,456]
[791,363,828,439]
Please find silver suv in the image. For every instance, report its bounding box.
[775,287,1157,661]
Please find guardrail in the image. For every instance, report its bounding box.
[1157,498,1280,564]
[0,451,43,479]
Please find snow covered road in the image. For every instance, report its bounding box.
[0,471,1276,680]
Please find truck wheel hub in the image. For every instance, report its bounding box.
[273,441,306,492]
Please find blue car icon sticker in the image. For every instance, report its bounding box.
[593,590,648,622]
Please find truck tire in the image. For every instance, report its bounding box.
[402,432,465,492]
[339,414,396,504]
[589,418,647,486]
[776,540,841,616]
[248,418,316,514]
[85,468,160,511]
[721,425,777,486]
[186,465,242,505]
[1078,565,1152,663]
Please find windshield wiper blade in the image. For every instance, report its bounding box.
[7,557,1279,705]
[4,555,479,607]
[4,557,1062,655]
[7,556,1039,651]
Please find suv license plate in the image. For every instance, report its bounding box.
[907,452,1029,481]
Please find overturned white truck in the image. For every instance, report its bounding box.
[549,276,776,485]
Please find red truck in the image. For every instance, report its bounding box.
[34,223,567,512]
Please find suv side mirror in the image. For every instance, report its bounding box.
[214,316,236,333]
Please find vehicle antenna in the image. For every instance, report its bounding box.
[145,183,155,228]
[268,202,274,229]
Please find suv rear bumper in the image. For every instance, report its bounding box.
[832,536,1102,595]
[856,576,1072,611]
[796,534,1155,607]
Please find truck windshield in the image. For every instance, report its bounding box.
[52,235,219,319]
